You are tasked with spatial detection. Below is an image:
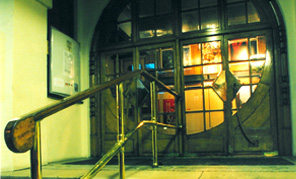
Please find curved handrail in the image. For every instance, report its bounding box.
[80,121,180,179]
[4,70,180,153]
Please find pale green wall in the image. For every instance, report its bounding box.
[0,0,108,172]
[277,0,296,155]
[0,0,14,172]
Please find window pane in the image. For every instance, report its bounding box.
[139,0,154,18]
[185,89,203,111]
[229,62,250,84]
[204,88,223,110]
[105,56,115,75]
[158,92,175,113]
[227,0,244,3]
[183,44,201,66]
[200,0,217,8]
[156,16,173,37]
[248,1,260,23]
[203,64,222,86]
[251,60,265,78]
[237,86,251,104]
[119,53,133,73]
[118,22,131,42]
[228,3,246,26]
[206,111,224,130]
[158,70,174,85]
[186,113,204,135]
[139,18,155,39]
[156,0,172,15]
[162,48,174,69]
[250,36,266,59]
[118,4,131,22]
[140,49,156,70]
[228,38,248,61]
[182,11,199,33]
[182,0,199,11]
[202,41,221,63]
[201,7,219,30]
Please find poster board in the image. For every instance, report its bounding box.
[49,27,80,97]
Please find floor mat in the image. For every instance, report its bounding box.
[64,157,294,166]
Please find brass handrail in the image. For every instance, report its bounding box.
[80,121,180,179]
[4,70,179,153]
[4,69,181,179]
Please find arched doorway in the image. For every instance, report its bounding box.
[89,0,291,157]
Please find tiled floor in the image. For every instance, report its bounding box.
[2,157,296,179]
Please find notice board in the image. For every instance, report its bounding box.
[49,27,80,97]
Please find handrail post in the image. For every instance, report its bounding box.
[30,121,42,179]
[150,81,158,168]
[117,83,125,179]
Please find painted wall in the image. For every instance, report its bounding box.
[0,0,108,172]
[277,0,296,155]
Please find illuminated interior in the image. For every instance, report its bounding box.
[183,35,266,135]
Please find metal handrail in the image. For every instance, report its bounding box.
[4,70,179,153]
[4,69,181,179]
[80,121,180,179]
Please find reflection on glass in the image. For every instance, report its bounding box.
[162,48,174,69]
[183,44,201,66]
[212,70,226,101]
[206,111,224,130]
[119,53,133,73]
[227,0,244,2]
[184,66,202,76]
[105,57,115,75]
[203,64,221,75]
[228,38,248,61]
[156,16,173,37]
[139,18,155,39]
[158,70,174,85]
[227,3,246,26]
[237,86,251,104]
[185,89,203,111]
[204,88,223,110]
[156,0,172,15]
[200,0,217,7]
[140,50,156,70]
[248,1,260,23]
[202,41,221,63]
[201,7,219,30]
[182,0,199,10]
[139,0,154,18]
[182,11,199,33]
[118,22,131,41]
[252,85,257,92]
[118,4,131,21]
[158,91,175,124]
[250,36,266,59]
[251,60,265,77]
[229,62,250,84]
[186,113,204,135]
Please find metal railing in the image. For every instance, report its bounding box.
[4,70,181,179]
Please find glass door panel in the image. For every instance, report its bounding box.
[183,39,224,135]
[229,36,266,107]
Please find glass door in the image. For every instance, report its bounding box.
[181,36,227,154]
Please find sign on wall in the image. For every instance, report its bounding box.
[49,27,80,97]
